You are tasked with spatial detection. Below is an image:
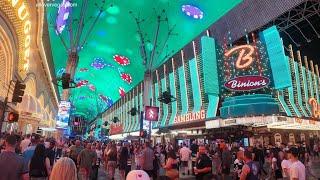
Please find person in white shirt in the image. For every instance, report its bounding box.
[288,147,305,180]
[95,143,103,166]
[281,151,292,179]
[179,143,192,176]
[20,134,31,153]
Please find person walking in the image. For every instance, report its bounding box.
[91,144,99,180]
[119,143,129,180]
[233,150,244,180]
[69,140,83,165]
[29,144,51,180]
[46,141,56,167]
[194,145,212,180]
[50,157,77,180]
[20,134,31,153]
[106,144,117,180]
[179,143,192,176]
[220,140,232,180]
[163,150,179,180]
[287,147,305,180]
[281,151,292,180]
[134,145,143,170]
[23,134,40,167]
[0,135,28,180]
[78,143,97,180]
[141,142,155,179]
[239,150,260,180]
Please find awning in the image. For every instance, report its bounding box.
[206,115,320,131]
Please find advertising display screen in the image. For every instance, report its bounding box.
[56,101,71,129]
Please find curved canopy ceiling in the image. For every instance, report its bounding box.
[47,0,241,120]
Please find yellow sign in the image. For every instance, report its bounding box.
[9,0,31,71]
[308,98,320,118]
[224,45,255,69]
[174,110,206,124]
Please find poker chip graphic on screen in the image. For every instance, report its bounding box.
[120,72,132,84]
[119,87,126,97]
[76,80,89,87]
[113,55,130,66]
[181,5,204,19]
[91,57,108,70]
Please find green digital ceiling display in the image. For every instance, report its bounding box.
[47,0,242,120]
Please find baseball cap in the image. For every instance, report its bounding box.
[126,170,150,180]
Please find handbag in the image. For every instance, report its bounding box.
[165,168,179,180]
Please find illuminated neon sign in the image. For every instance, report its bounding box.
[9,0,31,71]
[174,110,206,124]
[308,98,320,118]
[224,45,255,69]
[224,75,270,91]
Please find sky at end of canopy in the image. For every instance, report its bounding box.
[46,0,242,120]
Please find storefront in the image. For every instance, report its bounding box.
[0,0,59,134]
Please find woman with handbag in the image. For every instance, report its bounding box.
[163,150,179,180]
[29,144,51,180]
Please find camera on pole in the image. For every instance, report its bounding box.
[112,117,119,123]
[12,81,26,103]
[128,107,137,116]
[62,73,71,89]
[158,90,176,104]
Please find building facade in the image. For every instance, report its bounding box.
[0,0,59,135]
[98,25,319,143]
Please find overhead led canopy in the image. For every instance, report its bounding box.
[47,0,242,120]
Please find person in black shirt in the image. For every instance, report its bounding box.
[119,143,129,180]
[194,145,212,180]
[191,141,199,156]
[46,141,56,167]
[253,145,266,175]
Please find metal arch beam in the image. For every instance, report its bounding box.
[303,16,320,38]
[289,19,311,42]
[282,29,301,47]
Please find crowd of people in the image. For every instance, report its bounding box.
[0,132,319,180]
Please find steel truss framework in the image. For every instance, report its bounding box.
[262,0,320,47]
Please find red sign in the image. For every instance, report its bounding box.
[224,75,269,91]
[109,123,123,135]
[145,106,159,121]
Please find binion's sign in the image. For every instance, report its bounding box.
[224,44,270,91]
[224,75,270,91]
[174,110,206,124]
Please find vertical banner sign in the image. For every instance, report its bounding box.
[144,106,160,121]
